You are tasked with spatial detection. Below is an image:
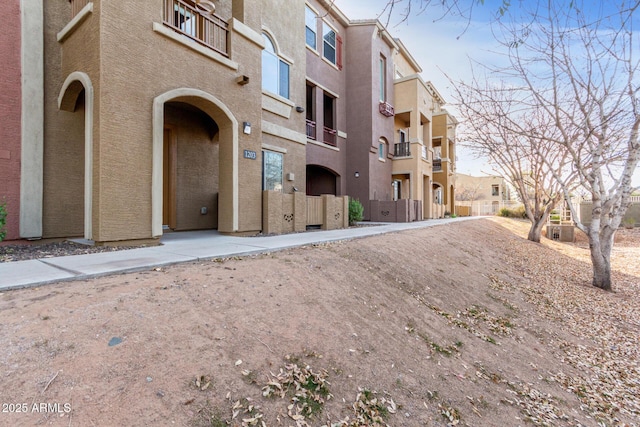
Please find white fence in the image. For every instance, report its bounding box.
[455,200,524,216]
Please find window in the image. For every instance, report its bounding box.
[263,151,283,192]
[262,33,290,99]
[399,129,407,144]
[305,6,317,49]
[379,56,386,102]
[379,140,386,160]
[492,184,500,197]
[323,23,342,69]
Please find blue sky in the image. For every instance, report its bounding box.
[333,0,640,188]
[334,0,505,176]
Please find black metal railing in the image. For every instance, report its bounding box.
[394,141,410,157]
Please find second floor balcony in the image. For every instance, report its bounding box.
[379,101,394,117]
[394,141,410,157]
[163,0,229,57]
[306,119,317,140]
[323,127,337,147]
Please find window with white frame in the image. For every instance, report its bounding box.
[263,151,283,192]
[491,184,500,197]
[322,22,342,69]
[305,6,317,49]
[262,33,290,99]
[379,139,386,160]
[379,56,386,101]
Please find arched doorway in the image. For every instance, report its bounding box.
[162,102,220,231]
[306,164,339,196]
[57,72,94,240]
[153,88,238,237]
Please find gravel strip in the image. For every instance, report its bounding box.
[0,241,144,263]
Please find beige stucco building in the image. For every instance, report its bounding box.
[23,0,308,243]
[392,40,457,219]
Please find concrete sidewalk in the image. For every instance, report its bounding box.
[0,217,477,291]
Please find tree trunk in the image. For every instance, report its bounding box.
[587,227,615,291]
[527,218,546,243]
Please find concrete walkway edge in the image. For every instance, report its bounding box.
[0,217,479,291]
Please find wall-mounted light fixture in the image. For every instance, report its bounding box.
[354,171,360,178]
[236,75,250,85]
[295,106,305,113]
[243,122,251,135]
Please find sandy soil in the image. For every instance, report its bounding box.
[0,218,638,427]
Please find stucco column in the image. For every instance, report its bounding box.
[19,0,44,239]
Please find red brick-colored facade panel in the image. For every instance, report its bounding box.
[0,0,22,241]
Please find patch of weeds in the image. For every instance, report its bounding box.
[262,361,332,419]
[350,388,395,426]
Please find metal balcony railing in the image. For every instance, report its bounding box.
[379,101,394,117]
[433,158,442,172]
[323,127,337,146]
[163,0,229,57]
[394,141,411,157]
[306,119,316,140]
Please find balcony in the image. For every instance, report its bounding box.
[433,158,442,172]
[379,101,394,117]
[70,0,90,18]
[306,120,317,140]
[394,141,411,157]
[163,0,229,57]
[323,127,337,146]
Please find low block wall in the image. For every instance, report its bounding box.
[262,192,348,234]
[580,202,639,227]
[369,199,422,222]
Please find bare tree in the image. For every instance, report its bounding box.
[455,182,482,201]
[454,80,576,242]
[486,1,640,290]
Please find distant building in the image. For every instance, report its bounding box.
[455,173,512,215]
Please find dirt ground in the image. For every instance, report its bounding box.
[0,218,638,427]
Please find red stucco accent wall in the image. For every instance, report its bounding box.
[0,0,22,240]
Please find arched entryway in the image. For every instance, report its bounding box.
[306,164,339,196]
[152,89,238,237]
[57,72,94,240]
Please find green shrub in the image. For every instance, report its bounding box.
[348,198,364,225]
[0,201,7,242]
[513,206,526,219]
[499,206,526,219]
[499,208,511,217]
[450,213,458,218]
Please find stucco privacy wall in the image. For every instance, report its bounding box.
[0,0,22,241]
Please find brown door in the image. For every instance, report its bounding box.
[163,126,177,230]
